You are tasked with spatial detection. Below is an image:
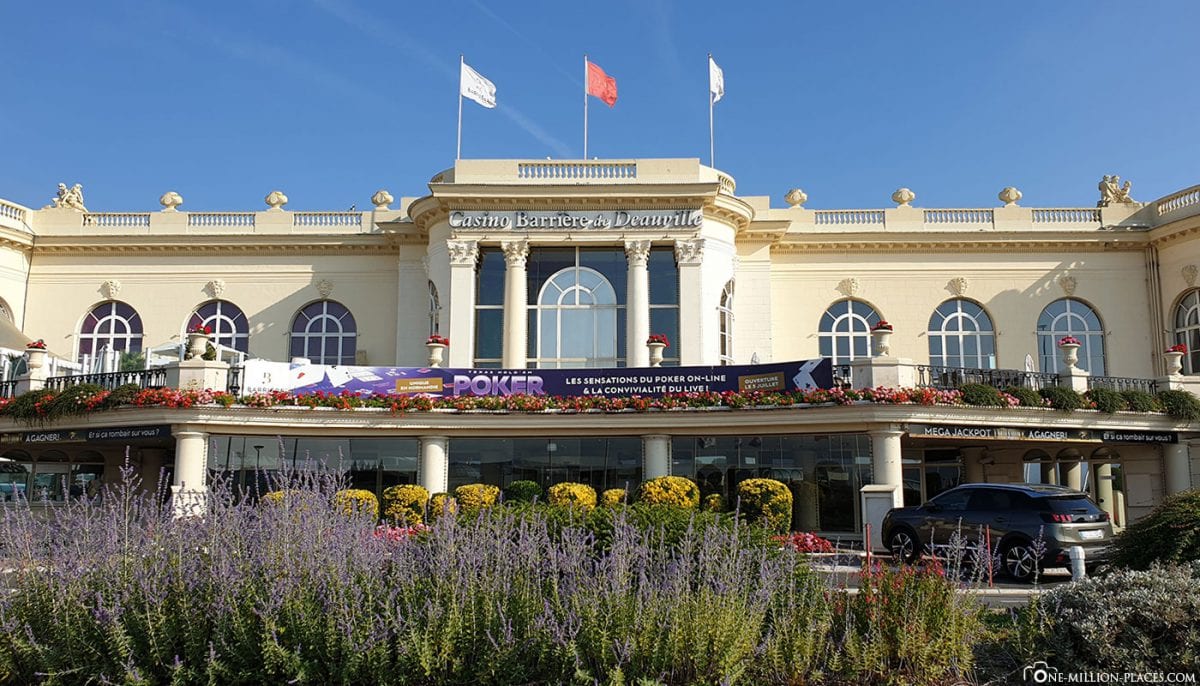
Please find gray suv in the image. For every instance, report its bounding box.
[881,483,1114,581]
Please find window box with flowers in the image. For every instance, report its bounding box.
[426,334,450,367]
[646,334,669,367]
[870,321,893,357]
[1165,343,1187,375]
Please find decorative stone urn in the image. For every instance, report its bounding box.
[1164,350,1185,376]
[998,186,1022,206]
[159,191,184,211]
[371,189,394,210]
[891,188,916,207]
[647,342,666,367]
[426,337,449,367]
[1058,342,1081,369]
[784,188,808,207]
[25,347,46,371]
[185,333,211,360]
[871,328,892,357]
[264,190,288,210]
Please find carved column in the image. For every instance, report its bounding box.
[868,427,905,508]
[446,240,479,367]
[501,240,529,369]
[625,240,652,368]
[675,238,705,365]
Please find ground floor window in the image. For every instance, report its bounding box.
[670,434,871,534]
[0,450,105,503]
[447,437,642,495]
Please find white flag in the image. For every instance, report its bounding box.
[709,56,724,103]
[460,62,496,108]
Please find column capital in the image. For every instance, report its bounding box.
[624,239,652,267]
[447,239,479,266]
[501,239,529,268]
[674,238,705,265]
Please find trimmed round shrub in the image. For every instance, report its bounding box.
[260,490,289,507]
[382,484,429,525]
[702,493,725,512]
[737,478,793,532]
[599,488,627,509]
[1035,562,1200,672]
[454,484,500,512]
[1085,387,1126,413]
[1039,386,1085,411]
[429,492,457,519]
[503,479,543,504]
[1156,389,1200,421]
[637,476,700,509]
[332,489,379,520]
[1110,489,1200,569]
[959,383,1005,407]
[1004,385,1043,408]
[547,482,597,511]
[1121,389,1159,413]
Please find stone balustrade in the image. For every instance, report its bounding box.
[0,199,30,232]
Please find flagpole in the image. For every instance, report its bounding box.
[708,54,715,168]
[578,54,583,159]
[457,55,466,160]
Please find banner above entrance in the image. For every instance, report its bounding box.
[909,424,1177,444]
[240,358,833,398]
[447,209,703,231]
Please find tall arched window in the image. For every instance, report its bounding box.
[1037,298,1105,374]
[0,298,12,322]
[290,300,357,365]
[187,300,249,353]
[718,280,734,365]
[928,299,996,369]
[535,266,618,368]
[79,301,143,359]
[818,299,881,364]
[1173,289,1200,374]
[428,281,441,336]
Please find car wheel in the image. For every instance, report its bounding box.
[888,527,920,564]
[1002,539,1037,582]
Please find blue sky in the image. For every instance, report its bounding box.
[3,1,1197,212]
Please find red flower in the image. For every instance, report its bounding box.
[426,334,450,346]
[871,321,893,332]
[1167,343,1187,354]
[188,324,213,335]
[25,339,47,350]
[647,334,670,346]
[1058,336,1082,346]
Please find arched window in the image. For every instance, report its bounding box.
[718,280,734,365]
[818,299,881,364]
[0,298,12,322]
[187,300,249,353]
[428,281,441,336]
[290,300,357,365]
[1173,289,1200,374]
[535,266,618,368]
[928,299,995,369]
[79,301,143,359]
[1037,298,1105,374]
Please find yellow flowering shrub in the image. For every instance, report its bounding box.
[547,482,597,510]
[702,493,725,512]
[429,492,458,519]
[454,483,500,512]
[333,489,379,520]
[637,476,700,509]
[599,488,627,509]
[382,484,429,525]
[736,478,793,532]
[260,490,290,507]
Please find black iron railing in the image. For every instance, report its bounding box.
[916,365,1060,391]
[44,368,167,391]
[1087,376,1158,394]
[0,379,16,398]
[832,364,852,389]
[227,366,243,395]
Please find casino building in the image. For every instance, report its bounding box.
[1,159,1199,544]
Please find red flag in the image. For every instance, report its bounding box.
[586,61,618,107]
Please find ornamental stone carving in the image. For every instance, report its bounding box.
[673,238,705,265]
[101,279,122,299]
[891,188,915,207]
[836,278,860,297]
[446,240,479,266]
[501,239,529,268]
[371,189,393,210]
[948,276,969,296]
[159,191,184,212]
[624,240,652,267]
[265,190,289,210]
[315,279,334,298]
[1097,175,1135,207]
[784,188,808,207]
[998,186,1022,206]
[1058,275,1077,296]
[46,182,87,211]
[206,279,227,298]
[1184,265,1199,287]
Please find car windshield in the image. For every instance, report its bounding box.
[1044,496,1102,514]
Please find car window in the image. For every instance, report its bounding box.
[967,489,1012,511]
[928,488,971,511]
[1045,495,1102,515]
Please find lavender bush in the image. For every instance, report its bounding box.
[0,464,983,685]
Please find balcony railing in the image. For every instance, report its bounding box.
[916,366,1059,391]
[0,379,15,399]
[1087,376,1158,394]
[44,368,167,392]
[832,364,852,389]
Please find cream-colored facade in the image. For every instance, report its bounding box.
[2,160,1199,544]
